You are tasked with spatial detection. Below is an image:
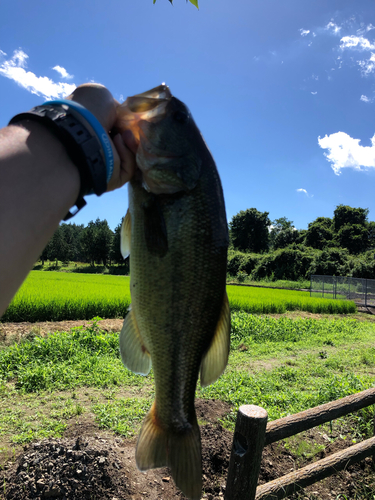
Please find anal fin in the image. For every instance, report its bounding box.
[120,308,151,375]
[200,292,231,387]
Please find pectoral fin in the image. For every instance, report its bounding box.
[120,209,131,259]
[200,292,231,388]
[120,308,151,375]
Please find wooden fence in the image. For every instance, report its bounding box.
[224,387,375,500]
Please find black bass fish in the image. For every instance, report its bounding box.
[116,85,230,500]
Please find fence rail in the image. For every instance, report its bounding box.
[225,387,375,500]
[310,275,375,307]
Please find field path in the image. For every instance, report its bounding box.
[0,318,123,344]
[2,308,375,345]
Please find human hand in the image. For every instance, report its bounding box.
[66,83,136,192]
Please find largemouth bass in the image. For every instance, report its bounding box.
[116,85,230,500]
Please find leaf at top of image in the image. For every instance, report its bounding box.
[153,0,199,7]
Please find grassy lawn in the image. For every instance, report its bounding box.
[0,313,374,463]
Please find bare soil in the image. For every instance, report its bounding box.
[0,399,374,500]
[0,319,123,345]
[1,308,375,345]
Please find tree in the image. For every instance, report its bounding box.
[60,223,85,262]
[48,226,70,264]
[80,219,113,266]
[111,217,125,264]
[95,219,113,266]
[368,221,375,250]
[229,208,271,253]
[269,217,297,250]
[333,205,369,232]
[39,239,53,265]
[273,227,298,250]
[305,217,334,250]
[333,205,369,253]
[337,224,368,254]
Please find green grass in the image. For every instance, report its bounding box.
[200,313,375,424]
[2,272,356,323]
[0,314,374,449]
[227,285,356,314]
[2,271,131,322]
[0,319,147,392]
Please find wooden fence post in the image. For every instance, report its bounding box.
[225,405,268,500]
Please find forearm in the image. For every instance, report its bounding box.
[0,121,80,316]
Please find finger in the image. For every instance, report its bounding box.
[66,84,117,130]
[107,134,136,191]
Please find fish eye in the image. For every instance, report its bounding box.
[173,110,189,123]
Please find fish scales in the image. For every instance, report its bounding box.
[116,84,230,500]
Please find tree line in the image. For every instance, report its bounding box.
[40,204,375,281]
[228,205,375,281]
[39,218,125,267]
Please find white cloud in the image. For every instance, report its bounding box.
[311,91,317,95]
[358,53,375,76]
[0,49,76,100]
[52,65,73,79]
[300,29,310,37]
[340,35,375,51]
[296,188,312,197]
[325,21,341,35]
[318,131,375,175]
[360,95,371,102]
[357,23,375,36]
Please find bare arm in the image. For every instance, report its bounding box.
[0,84,135,317]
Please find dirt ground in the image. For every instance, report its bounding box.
[1,308,375,344]
[0,399,374,499]
[1,317,375,499]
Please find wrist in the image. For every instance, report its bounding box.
[9,99,114,220]
[5,121,80,221]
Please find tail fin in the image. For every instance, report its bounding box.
[136,402,202,500]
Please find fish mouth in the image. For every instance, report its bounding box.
[116,84,172,153]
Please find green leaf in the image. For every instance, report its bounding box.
[189,0,199,7]
[153,0,156,3]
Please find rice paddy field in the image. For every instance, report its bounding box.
[1,271,356,323]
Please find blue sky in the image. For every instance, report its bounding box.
[1,0,375,231]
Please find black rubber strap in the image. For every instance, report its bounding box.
[9,104,107,220]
